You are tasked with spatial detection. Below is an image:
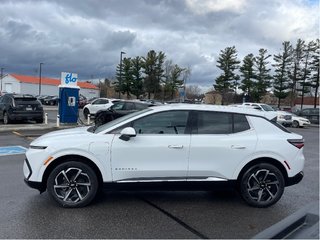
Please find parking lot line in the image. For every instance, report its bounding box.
[0,146,27,156]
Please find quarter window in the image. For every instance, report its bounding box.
[132,111,189,134]
[233,114,250,133]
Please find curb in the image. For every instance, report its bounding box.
[0,123,91,133]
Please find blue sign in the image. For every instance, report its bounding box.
[0,146,27,156]
[61,72,78,87]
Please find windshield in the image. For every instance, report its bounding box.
[260,104,275,111]
[93,108,152,133]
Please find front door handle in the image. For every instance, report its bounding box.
[168,145,183,149]
[231,145,246,149]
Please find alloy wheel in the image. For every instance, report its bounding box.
[54,167,91,203]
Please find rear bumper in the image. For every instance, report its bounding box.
[286,171,304,186]
[9,111,43,120]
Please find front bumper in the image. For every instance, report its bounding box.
[286,171,304,186]
[24,157,45,193]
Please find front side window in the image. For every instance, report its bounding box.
[132,111,189,134]
[111,102,125,110]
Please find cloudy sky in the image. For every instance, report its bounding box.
[0,0,318,90]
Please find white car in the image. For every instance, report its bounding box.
[24,104,304,208]
[238,103,293,126]
[83,98,119,118]
[290,113,311,128]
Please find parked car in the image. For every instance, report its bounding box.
[24,104,304,208]
[83,98,119,118]
[297,108,319,124]
[78,95,88,108]
[37,95,50,104]
[94,100,153,127]
[44,95,59,105]
[237,102,293,127]
[289,113,311,128]
[0,94,44,124]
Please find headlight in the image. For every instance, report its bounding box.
[30,145,47,150]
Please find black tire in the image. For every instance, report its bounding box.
[47,161,99,208]
[239,163,285,208]
[83,108,90,118]
[95,113,106,127]
[3,112,11,124]
[36,118,44,123]
[292,120,299,128]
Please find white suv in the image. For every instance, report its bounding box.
[24,104,304,208]
[83,98,119,118]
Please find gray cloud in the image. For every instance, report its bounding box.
[0,0,318,89]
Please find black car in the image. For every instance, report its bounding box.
[94,100,153,127]
[298,108,319,124]
[0,94,44,124]
[44,95,59,105]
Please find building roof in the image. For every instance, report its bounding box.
[11,74,99,90]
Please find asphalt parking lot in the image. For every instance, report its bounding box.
[0,126,318,238]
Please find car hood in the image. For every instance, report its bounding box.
[30,127,91,146]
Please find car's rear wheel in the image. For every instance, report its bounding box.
[3,112,11,124]
[292,120,299,128]
[239,163,285,208]
[36,118,44,123]
[83,108,90,118]
[47,161,99,208]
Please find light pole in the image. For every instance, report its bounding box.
[38,63,44,95]
[119,51,126,99]
[0,68,4,93]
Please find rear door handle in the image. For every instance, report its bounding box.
[168,145,183,149]
[231,145,246,149]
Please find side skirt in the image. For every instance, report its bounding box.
[102,180,237,191]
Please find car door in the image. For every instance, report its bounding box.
[90,99,110,114]
[187,111,257,181]
[110,110,191,182]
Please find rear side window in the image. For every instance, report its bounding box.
[195,112,232,134]
[193,111,250,134]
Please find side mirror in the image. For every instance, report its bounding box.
[119,127,136,141]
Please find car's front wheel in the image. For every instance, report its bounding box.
[3,112,11,124]
[239,163,285,208]
[292,120,300,128]
[47,161,99,208]
[83,108,90,118]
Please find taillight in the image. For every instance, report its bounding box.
[288,139,304,149]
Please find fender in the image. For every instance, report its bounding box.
[232,151,289,180]
[37,147,112,182]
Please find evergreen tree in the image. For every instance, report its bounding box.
[297,40,317,109]
[309,39,319,108]
[214,46,240,105]
[240,53,255,98]
[120,57,133,98]
[252,48,272,102]
[289,39,305,107]
[142,50,166,99]
[130,56,144,99]
[272,41,293,108]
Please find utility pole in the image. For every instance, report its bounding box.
[119,51,126,99]
[0,68,4,92]
[39,63,43,95]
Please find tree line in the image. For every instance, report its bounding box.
[214,39,319,108]
[113,50,190,101]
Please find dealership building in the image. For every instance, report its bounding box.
[0,74,99,98]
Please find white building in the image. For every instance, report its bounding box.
[0,74,100,98]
